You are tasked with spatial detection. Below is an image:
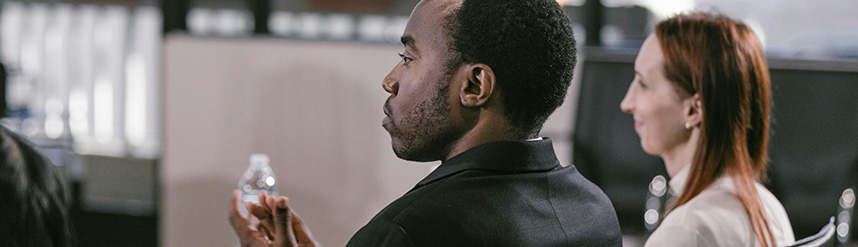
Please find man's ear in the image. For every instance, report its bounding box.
[459,63,496,107]
[685,93,703,128]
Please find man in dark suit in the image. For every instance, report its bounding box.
[229,0,622,246]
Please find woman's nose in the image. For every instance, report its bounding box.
[620,86,634,113]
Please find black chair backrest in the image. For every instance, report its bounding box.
[573,48,666,234]
[789,217,836,247]
[765,60,858,238]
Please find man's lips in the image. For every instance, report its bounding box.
[382,108,390,123]
[382,99,393,127]
[383,98,392,116]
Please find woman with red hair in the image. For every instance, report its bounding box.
[620,12,794,246]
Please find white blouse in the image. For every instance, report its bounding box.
[644,166,795,247]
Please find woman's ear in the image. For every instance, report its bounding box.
[459,63,496,107]
[686,93,703,128]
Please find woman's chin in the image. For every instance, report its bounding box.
[640,143,658,156]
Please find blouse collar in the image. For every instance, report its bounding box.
[668,164,735,197]
[669,164,692,196]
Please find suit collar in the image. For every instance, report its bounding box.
[414,138,560,188]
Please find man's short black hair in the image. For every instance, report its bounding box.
[446,0,576,136]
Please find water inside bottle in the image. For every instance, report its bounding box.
[238,154,278,213]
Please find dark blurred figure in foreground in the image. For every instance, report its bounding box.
[0,62,6,118]
[0,125,74,247]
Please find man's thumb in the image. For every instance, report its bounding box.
[273,197,297,247]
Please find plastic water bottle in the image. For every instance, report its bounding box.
[238,154,279,212]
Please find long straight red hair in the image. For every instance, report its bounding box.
[656,12,774,247]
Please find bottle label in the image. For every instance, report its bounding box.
[243,194,260,205]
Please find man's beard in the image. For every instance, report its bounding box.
[386,81,457,162]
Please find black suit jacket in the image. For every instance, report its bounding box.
[346,138,622,246]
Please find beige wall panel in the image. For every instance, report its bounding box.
[161,36,435,247]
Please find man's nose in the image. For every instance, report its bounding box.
[383,74,399,95]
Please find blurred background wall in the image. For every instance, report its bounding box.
[0,0,855,246]
[161,37,431,246]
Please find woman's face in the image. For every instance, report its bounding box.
[620,34,692,157]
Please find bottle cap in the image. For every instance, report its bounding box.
[250,154,269,164]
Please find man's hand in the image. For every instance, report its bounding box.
[229,190,321,247]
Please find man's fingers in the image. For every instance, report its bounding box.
[229,190,251,236]
[259,191,274,217]
[266,196,276,212]
[231,190,246,216]
[249,202,272,221]
[259,191,268,207]
[248,202,275,238]
[259,192,269,210]
[273,197,298,247]
[290,210,319,246]
[260,226,274,241]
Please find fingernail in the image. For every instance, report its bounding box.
[277,199,287,208]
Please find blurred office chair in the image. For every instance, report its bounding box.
[573,49,667,235]
[789,217,836,247]
[776,186,855,247]
[764,60,858,238]
[836,188,855,244]
[643,175,669,235]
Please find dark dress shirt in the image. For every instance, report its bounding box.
[346,138,622,246]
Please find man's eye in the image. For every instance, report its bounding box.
[398,53,412,65]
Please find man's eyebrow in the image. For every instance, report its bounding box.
[401,35,417,50]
